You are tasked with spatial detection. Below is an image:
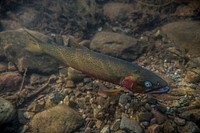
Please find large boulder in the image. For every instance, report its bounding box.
[29,104,84,133]
[90,31,152,60]
[103,2,134,21]
[0,28,59,73]
[161,21,200,57]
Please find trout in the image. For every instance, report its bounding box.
[25,30,170,94]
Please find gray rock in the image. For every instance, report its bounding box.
[119,94,129,107]
[147,97,158,105]
[161,21,200,57]
[180,109,200,123]
[30,104,84,133]
[137,112,153,122]
[180,121,200,133]
[120,114,143,133]
[155,104,167,113]
[90,31,151,60]
[0,97,16,125]
[150,118,157,125]
[0,29,59,73]
[140,121,149,128]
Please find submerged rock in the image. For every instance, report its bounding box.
[161,21,200,57]
[120,114,143,133]
[147,124,161,133]
[0,97,16,125]
[0,29,59,73]
[0,62,7,72]
[0,7,39,30]
[180,109,200,123]
[90,31,151,60]
[0,72,22,92]
[180,121,200,133]
[103,2,134,21]
[163,120,177,133]
[30,104,84,133]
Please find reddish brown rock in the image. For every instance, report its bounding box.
[151,108,167,124]
[0,72,22,92]
[148,124,161,133]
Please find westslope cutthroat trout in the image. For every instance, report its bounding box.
[25,30,170,94]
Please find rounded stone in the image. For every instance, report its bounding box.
[30,104,84,133]
[0,97,16,125]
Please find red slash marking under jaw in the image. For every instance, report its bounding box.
[120,76,136,89]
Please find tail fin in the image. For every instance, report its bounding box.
[24,29,42,53]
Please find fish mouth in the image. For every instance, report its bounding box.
[145,87,170,94]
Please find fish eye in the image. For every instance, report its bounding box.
[144,81,152,88]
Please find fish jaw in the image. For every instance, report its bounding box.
[145,87,170,94]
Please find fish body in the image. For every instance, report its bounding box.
[25,30,169,94]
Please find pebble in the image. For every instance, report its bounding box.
[144,103,152,111]
[0,62,7,72]
[67,67,85,82]
[111,119,121,131]
[119,94,129,107]
[23,112,34,120]
[7,62,17,71]
[95,120,103,129]
[174,117,186,126]
[114,130,126,133]
[30,100,45,112]
[147,124,161,133]
[180,121,200,133]
[151,108,167,124]
[180,109,200,123]
[100,125,110,133]
[120,114,143,133]
[150,118,157,125]
[137,112,153,122]
[147,98,158,105]
[155,104,167,113]
[163,120,176,133]
[65,80,75,88]
[140,121,149,128]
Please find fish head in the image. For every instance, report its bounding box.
[120,70,170,94]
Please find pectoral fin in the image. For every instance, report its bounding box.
[99,87,125,96]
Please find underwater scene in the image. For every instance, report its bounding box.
[0,0,200,133]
